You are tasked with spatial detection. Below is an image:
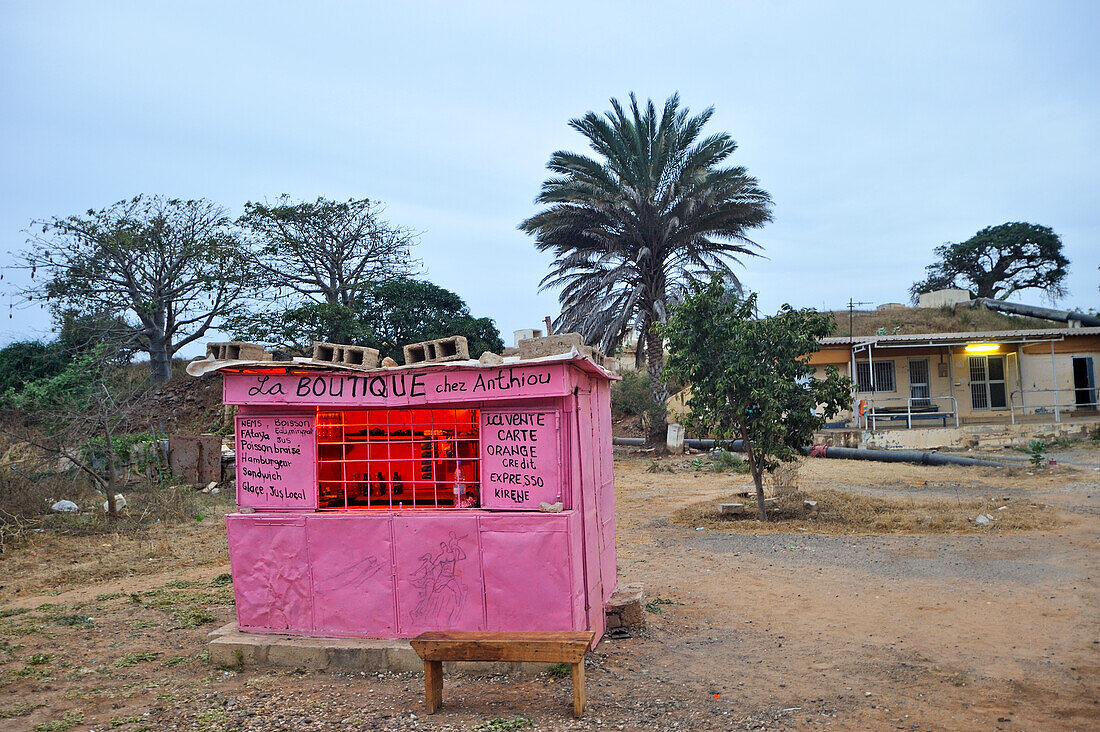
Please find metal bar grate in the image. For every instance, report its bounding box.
[316,408,480,510]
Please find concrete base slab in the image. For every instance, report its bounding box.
[207,623,554,675]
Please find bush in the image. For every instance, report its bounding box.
[709,448,750,474]
[1026,439,1047,467]
[611,371,666,426]
[0,462,223,550]
[767,460,802,494]
[0,341,70,396]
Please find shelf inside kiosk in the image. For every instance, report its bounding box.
[316,408,480,510]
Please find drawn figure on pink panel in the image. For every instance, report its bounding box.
[314,555,384,594]
[410,531,468,624]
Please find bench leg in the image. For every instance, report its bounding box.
[571,661,586,718]
[424,660,443,713]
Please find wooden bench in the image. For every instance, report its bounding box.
[410,631,595,718]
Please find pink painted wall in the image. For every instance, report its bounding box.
[307,516,396,635]
[223,364,569,407]
[235,415,318,509]
[479,408,562,510]
[223,361,617,642]
[594,379,618,602]
[227,511,584,638]
[480,513,581,631]
[227,515,313,633]
[393,514,485,635]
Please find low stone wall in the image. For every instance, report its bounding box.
[816,417,1099,451]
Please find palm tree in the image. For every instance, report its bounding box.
[519,93,773,446]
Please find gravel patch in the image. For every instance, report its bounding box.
[688,531,1086,585]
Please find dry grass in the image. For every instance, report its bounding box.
[829,305,1052,338]
[0,492,233,603]
[673,487,1063,535]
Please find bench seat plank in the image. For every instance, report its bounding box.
[411,631,592,664]
[411,631,595,717]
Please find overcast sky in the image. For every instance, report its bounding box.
[1,1,1097,356]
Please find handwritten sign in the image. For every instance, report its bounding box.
[235,415,317,509]
[479,410,561,510]
[223,365,567,407]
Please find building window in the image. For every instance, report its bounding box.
[856,361,896,393]
[316,408,480,509]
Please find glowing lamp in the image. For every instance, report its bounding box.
[964,343,1000,353]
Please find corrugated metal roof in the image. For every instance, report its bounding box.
[820,326,1100,347]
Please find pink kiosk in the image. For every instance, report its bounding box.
[208,353,617,645]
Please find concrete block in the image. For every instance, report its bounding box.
[719,503,746,516]
[666,423,686,453]
[606,582,646,629]
[265,640,330,671]
[403,336,470,364]
[918,288,972,308]
[518,333,583,359]
[326,644,390,672]
[311,341,380,370]
[512,328,543,347]
[206,341,271,362]
[168,434,221,485]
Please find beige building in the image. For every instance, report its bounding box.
[811,327,1100,428]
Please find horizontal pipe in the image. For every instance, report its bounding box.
[612,437,742,450]
[611,437,1000,467]
[799,445,1001,467]
[973,298,1100,327]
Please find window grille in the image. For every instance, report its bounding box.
[316,408,480,509]
[855,361,896,392]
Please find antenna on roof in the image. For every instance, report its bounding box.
[847,298,872,344]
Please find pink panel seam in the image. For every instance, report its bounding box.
[388,515,399,633]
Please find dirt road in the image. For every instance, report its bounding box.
[1,452,1097,730]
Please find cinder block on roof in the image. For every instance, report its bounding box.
[518,332,604,362]
[403,336,470,365]
[206,341,272,362]
[311,342,380,370]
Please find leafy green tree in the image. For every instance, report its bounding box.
[0,310,136,395]
[237,196,418,344]
[225,302,371,356]
[357,278,503,362]
[520,93,772,446]
[0,340,69,395]
[662,278,851,520]
[53,308,141,364]
[909,222,1069,302]
[21,196,252,383]
[227,277,503,362]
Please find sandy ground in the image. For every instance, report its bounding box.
[1,450,1098,731]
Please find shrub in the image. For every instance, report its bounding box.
[709,449,750,474]
[1026,439,1047,467]
[611,371,666,427]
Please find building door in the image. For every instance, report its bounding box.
[1072,357,1096,409]
[969,355,1007,410]
[908,359,931,407]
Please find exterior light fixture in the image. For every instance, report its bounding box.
[964,343,1000,353]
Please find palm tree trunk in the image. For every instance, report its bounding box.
[644,326,668,448]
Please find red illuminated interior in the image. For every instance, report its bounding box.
[316,408,480,509]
